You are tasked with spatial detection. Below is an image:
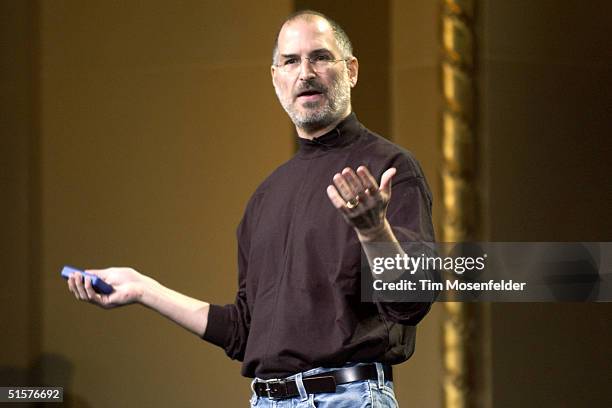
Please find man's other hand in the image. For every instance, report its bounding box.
[326,166,396,237]
[67,267,149,309]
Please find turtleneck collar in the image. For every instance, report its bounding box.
[296,113,361,158]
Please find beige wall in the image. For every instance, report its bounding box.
[8,1,293,406]
[391,1,443,407]
[1,1,443,407]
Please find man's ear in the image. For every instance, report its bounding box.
[271,65,278,88]
[348,57,359,88]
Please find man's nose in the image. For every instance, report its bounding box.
[298,58,317,80]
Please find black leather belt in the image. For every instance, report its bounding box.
[253,364,393,400]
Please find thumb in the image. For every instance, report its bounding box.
[379,167,396,195]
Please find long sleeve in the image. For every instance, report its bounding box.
[374,173,436,325]
[201,195,259,361]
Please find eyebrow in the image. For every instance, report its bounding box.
[279,48,334,59]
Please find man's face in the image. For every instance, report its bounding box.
[271,17,358,132]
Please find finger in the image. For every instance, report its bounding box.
[333,173,356,201]
[326,185,347,209]
[73,272,88,300]
[379,167,397,195]
[67,276,79,300]
[356,165,379,193]
[83,276,94,301]
[341,168,364,195]
[83,276,101,302]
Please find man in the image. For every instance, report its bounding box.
[67,10,434,407]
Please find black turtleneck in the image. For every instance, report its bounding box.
[202,113,434,379]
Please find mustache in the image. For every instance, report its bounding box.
[294,80,327,97]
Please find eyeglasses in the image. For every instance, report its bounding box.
[275,55,349,74]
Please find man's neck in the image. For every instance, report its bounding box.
[295,111,351,140]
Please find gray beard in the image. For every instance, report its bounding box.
[278,76,351,133]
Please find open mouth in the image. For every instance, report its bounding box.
[296,89,324,101]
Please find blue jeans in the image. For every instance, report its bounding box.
[249,363,399,407]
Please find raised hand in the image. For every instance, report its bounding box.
[326,166,396,236]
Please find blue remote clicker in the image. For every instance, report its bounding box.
[61,266,114,295]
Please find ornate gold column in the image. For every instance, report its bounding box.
[440,0,478,407]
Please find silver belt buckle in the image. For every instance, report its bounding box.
[265,379,288,399]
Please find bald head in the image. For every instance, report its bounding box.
[270,10,359,138]
[272,10,353,65]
